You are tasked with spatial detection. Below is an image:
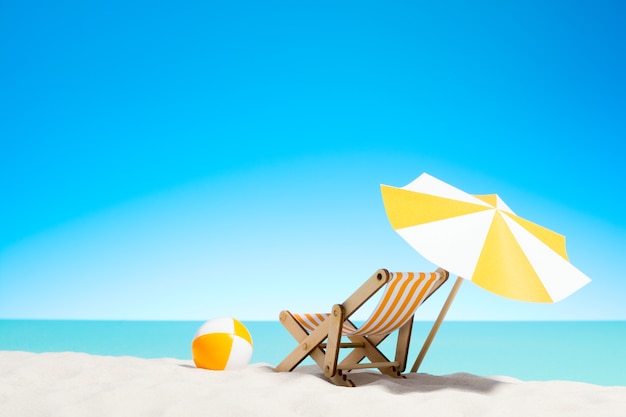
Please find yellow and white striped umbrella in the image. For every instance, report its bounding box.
[381,173,591,303]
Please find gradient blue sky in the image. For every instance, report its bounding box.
[1,0,625,320]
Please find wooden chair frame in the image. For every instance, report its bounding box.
[275,268,449,387]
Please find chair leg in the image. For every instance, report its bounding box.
[394,316,413,373]
[323,304,344,378]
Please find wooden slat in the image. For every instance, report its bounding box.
[394,315,413,373]
[323,304,344,378]
[337,361,400,370]
[341,269,390,319]
[320,342,365,349]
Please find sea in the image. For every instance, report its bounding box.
[1,320,624,387]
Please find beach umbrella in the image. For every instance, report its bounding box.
[380,173,591,372]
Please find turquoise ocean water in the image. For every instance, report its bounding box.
[1,320,624,386]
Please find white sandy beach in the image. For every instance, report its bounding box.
[1,351,625,417]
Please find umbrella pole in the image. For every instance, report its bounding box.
[410,276,463,373]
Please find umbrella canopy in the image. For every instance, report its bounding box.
[381,173,591,303]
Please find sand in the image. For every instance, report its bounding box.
[1,351,625,417]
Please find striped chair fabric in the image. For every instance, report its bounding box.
[294,271,445,337]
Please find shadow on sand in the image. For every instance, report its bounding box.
[293,365,512,394]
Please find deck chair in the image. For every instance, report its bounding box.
[275,268,449,386]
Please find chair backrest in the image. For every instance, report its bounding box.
[350,271,447,336]
[293,271,447,337]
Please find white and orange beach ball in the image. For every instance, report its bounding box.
[191,318,253,370]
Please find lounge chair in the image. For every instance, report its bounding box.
[274,268,449,386]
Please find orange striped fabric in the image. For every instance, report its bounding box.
[293,313,358,335]
[293,272,445,337]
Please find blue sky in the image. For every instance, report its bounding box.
[1,0,625,320]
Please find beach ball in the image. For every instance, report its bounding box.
[192,318,253,370]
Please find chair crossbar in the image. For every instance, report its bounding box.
[337,361,400,370]
[320,342,365,349]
